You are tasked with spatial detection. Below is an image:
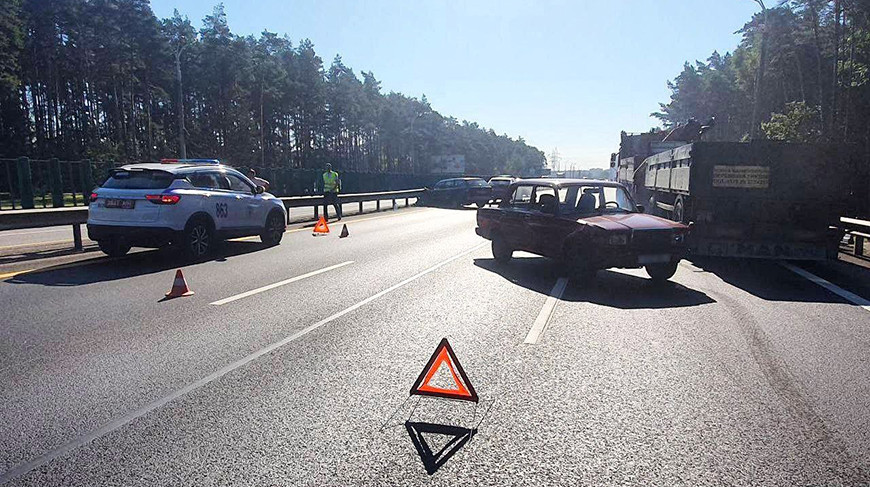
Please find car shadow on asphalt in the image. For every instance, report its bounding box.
[474,256,716,309]
[4,241,270,287]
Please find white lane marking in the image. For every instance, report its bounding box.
[0,241,486,484]
[781,262,870,312]
[524,277,569,344]
[210,261,354,305]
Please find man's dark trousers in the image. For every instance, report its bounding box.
[323,192,341,219]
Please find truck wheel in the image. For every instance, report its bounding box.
[673,197,685,223]
[646,262,678,282]
[183,217,214,259]
[491,235,513,263]
[260,211,285,246]
[98,238,131,257]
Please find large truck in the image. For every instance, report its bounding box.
[620,140,858,260]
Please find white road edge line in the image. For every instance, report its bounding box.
[0,241,487,485]
[210,261,354,305]
[780,262,870,312]
[524,277,569,345]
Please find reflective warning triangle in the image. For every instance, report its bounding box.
[313,216,329,234]
[410,338,478,402]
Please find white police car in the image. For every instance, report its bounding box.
[87,159,287,258]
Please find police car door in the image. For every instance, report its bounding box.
[210,172,247,231]
[189,171,235,233]
[225,172,264,233]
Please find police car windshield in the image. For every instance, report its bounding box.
[103,169,174,190]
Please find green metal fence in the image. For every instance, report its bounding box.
[0,158,457,210]
[0,158,117,210]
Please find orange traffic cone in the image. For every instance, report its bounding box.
[165,269,194,298]
[313,216,330,236]
[339,224,349,238]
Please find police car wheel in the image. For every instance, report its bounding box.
[184,219,213,258]
[98,238,131,257]
[261,212,284,246]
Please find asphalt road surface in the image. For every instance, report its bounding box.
[1,207,869,486]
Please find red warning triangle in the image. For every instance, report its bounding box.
[410,338,478,402]
[313,216,329,234]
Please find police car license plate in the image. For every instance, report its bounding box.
[105,198,135,209]
[638,254,671,264]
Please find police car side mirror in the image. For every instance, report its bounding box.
[255,185,265,195]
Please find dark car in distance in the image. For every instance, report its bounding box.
[423,177,492,208]
[475,179,689,281]
[488,175,516,203]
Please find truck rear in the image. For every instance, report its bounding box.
[641,141,855,260]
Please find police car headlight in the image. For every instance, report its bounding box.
[608,234,629,245]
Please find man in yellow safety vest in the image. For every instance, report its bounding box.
[321,163,342,220]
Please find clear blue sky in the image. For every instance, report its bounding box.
[150,0,759,169]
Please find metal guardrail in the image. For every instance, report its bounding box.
[280,188,424,218]
[841,217,870,257]
[0,189,425,251]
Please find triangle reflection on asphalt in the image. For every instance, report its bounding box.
[405,421,476,475]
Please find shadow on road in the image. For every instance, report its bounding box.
[405,421,475,475]
[5,241,269,287]
[474,256,715,309]
[687,257,851,303]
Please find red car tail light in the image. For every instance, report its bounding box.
[145,194,181,205]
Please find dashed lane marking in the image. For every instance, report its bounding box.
[210,261,354,305]
[524,277,569,344]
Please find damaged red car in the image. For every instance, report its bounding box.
[475,179,689,281]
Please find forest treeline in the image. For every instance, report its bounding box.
[654,0,870,151]
[0,1,546,175]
